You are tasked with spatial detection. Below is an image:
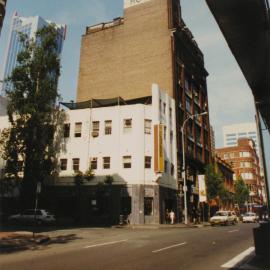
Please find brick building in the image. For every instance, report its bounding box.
[216,138,262,204]
[76,0,211,221]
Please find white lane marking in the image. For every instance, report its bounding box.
[84,239,128,249]
[228,229,239,233]
[221,247,255,268]
[152,242,187,253]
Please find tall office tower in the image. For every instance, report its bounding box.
[0,0,7,35]
[1,12,66,94]
[76,0,211,219]
[223,123,259,156]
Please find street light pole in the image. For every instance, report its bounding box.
[181,111,208,225]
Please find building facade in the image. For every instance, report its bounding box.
[76,0,211,220]
[0,0,7,35]
[216,138,263,204]
[223,123,259,156]
[55,85,177,224]
[1,12,66,94]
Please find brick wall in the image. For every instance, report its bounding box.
[76,0,173,102]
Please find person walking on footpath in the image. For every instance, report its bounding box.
[169,210,175,224]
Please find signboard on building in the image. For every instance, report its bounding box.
[198,175,207,202]
[154,124,164,172]
[124,0,150,9]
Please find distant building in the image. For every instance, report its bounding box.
[0,0,7,35]
[216,138,263,204]
[222,123,259,156]
[55,84,177,224]
[1,12,66,94]
[213,155,234,211]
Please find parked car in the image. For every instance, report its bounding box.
[242,212,259,223]
[8,209,56,225]
[210,210,236,226]
[231,211,239,223]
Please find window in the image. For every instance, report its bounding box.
[123,119,132,133]
[144,119,152,134]
[170,131,173,143]
[90,157,98,170]
[144,197,153,216]
[92,121,99,137]
[169,107,172,119]
[123,156,132,168]
[64,123,70,138]
[186,97,192,113]
[74,123,82,137]
[240,151,251,157]
[171,163,175,175]
[72,158,80,172]
[104,120,112,135]
[164,160,168,172]
[103,157,110,169]
[164,125,167,140]
[163,102,166,114]
[60,159,67,171]
[145,156,151,169]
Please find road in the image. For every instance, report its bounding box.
[0,223,257,270]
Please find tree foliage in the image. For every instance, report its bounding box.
[2,25,62,207]
[204,163,224,201]
[234,176,249,205]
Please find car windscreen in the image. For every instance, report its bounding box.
[215,212,228,216]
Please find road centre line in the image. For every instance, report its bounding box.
[84,239,128,249]
[221,247,255,268]
[228,229,239,233]
[152,242,187,253]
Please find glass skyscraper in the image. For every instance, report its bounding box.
[1,12,66,94]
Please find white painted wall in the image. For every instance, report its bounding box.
[58,84,178,190]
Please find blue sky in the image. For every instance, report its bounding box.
[0,0,256,147]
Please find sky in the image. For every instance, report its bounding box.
[0,0,256,147]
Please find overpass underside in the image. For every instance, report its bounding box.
[206,0,270,129]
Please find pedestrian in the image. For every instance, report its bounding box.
[169,210,175,224]
[165,209,170,224]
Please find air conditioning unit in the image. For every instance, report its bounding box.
[92,131,99,137]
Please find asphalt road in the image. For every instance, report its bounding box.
[0,223,258,270]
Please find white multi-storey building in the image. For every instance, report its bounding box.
[223,123,259,156]
[57,84,178,224]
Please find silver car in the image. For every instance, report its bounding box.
[210,211,236,226]
[8,209,56,225]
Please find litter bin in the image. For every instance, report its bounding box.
[253,222,270,257]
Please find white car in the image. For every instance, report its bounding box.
[210,211,236,226]
[242,212,259,223]
[8,209,56,225]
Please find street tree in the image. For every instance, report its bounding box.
[234,176,249,206]
[2,25,62,208]
[204,163,224,201]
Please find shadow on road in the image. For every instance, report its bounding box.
[0,233,81,254]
